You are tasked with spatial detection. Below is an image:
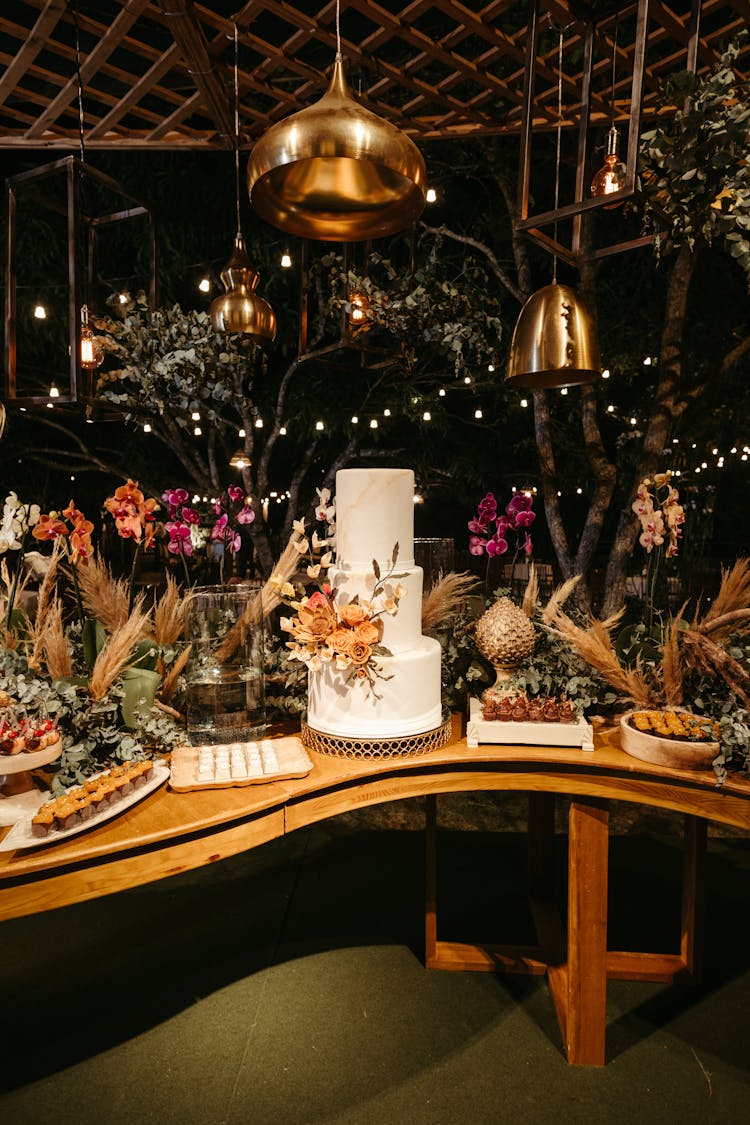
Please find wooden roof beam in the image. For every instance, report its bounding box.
[24,0,151,140]
[0,0,67,109]
[158,0,235,145]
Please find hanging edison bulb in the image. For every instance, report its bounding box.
[80,305,104,370]
[591,125,625,206]
[210,234,277,345]
[348,291,370,330]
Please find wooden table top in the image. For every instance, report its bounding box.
[2,714,749,889]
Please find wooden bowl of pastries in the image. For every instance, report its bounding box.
[619,708,720,771]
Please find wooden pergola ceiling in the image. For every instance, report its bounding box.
[0,1,747,151]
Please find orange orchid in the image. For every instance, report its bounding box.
[103,479,158,546]
[69,519,95,565]
[32,514,68,541]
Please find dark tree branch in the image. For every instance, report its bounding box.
[420,222,526,304]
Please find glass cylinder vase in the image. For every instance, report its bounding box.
[185,583,265,745]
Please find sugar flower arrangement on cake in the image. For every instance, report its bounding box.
[273,494,407,695]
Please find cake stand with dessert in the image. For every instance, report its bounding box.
[0,710,63,825]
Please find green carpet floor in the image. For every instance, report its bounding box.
[1,795,749,1124]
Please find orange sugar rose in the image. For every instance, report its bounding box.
[352,620,381,647]
[328,628,354,654]
[347,638,372,666]
[338,603,369,628]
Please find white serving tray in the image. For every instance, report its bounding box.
[0,763,170,852]
[466,696,595,752]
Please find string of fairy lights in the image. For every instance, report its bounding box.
[22,330,748,499]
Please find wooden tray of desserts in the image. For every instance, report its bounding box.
[169,735,314,791]
[169,733,314,796]
[0,761,169,851]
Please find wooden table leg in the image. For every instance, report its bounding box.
[565,798,609,1066]
[680,813,706,982]
[425,793,438,967]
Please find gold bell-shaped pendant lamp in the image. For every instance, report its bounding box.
[505,283,601,390]
[247,4,425,242]
[211,24,276,346]
[210,232,277,344]
[506,30,601,391]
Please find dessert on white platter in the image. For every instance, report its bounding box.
[306,468,443,739]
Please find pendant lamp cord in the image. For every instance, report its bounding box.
[233,22,242,239]
[610,14,619,128]
[72,0,88,323]
[72,0,85,165]
[552,28,563,285]
[335,0,341,60]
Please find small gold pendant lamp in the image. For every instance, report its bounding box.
[505,283,601,390]
[210,233,277,344]
[247,52,426,242]
[210,24,276,346]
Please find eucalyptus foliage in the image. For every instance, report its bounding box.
[312,247,504,379]
[93,292,265,428]
[640,35,750,279]
[0,645,183,794]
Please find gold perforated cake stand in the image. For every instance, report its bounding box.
[301,713,453,760]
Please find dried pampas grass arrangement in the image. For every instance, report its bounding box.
[542,559,750,711]
[421,571,478,633]
[26,539,64,671]
[154,573,195,646]
[41,597,74,681]
[88,598,151,701]
[75,554,131,633]
[542,576,655,707]
[214,524,308,662]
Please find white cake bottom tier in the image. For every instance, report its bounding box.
[331,564,422,655]
[306,635,442,739]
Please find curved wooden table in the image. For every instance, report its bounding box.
[1,714,749,1066]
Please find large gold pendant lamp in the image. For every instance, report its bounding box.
[210,24,276,345]
[246,4,425,242]
[505,283,601,389]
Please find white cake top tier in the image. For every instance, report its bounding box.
[335,468,415,568]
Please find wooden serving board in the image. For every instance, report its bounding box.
[169,735,314,792]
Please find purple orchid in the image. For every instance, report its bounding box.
[468,489,536,569]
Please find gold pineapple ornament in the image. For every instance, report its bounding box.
[474,596,536,700]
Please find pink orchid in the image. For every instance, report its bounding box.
[486,534,508,557]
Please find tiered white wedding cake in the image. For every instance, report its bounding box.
[306,468,443,738]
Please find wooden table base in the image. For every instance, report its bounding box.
[424,793,706,1066]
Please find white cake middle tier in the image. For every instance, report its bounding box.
[307,634,443,739]
[331,564,423,655]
